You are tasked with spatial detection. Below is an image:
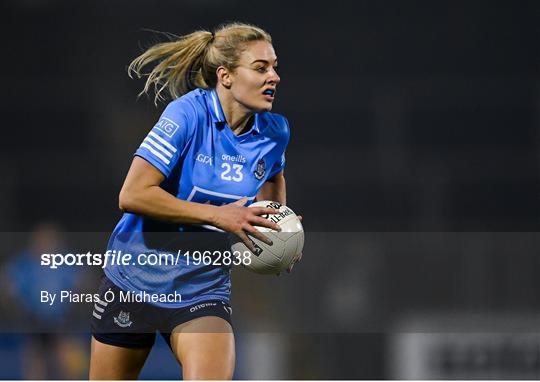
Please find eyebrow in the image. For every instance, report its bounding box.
[250,59,278,65]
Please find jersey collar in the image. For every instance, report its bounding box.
[208,88,261,134]
[208,88,226,123]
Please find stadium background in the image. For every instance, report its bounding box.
[1,0,539,379]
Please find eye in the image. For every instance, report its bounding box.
[256,66,267,73]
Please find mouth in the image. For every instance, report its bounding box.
[262,88,276,100]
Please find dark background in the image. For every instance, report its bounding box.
[1,0,539,379]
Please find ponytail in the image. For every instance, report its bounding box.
[128,23,272,104]
[128,30,212,103]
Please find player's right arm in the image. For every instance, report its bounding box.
[122,99,280,248]
[119,156,215,225]
[119,155,280,249]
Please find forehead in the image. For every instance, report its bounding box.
[238,40,277,64]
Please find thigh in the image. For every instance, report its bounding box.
[89,336,151,380]
[170,316,235,380]
[90,276,156,379]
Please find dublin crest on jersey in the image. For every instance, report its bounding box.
[254,159,266,180]
[114,311,132,328]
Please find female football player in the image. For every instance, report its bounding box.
[89,22,299,379]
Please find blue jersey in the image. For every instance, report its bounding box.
[104,88,289,308]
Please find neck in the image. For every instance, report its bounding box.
[215,87,254,135]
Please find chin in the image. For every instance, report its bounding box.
[245,99,274,113]
[250,105,272,113]
[260,102,273,112]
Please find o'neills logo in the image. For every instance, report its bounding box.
[266,206,294,224]
[189,302,217,313]
[260,202,294,224]
[222,153,246,163]
[254,159,266,180]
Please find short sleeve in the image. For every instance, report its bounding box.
[134,99,195,178]
[268,116,290,178]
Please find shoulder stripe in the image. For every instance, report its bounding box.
[140,143,171,165]
[149,131,177,153]
[144,137,173,158]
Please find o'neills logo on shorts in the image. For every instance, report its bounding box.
[189,302,217,313]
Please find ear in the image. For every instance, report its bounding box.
[216,66,232,89]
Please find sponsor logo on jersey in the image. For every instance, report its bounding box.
[154,117,179,137]
[254,159,266,180]
[196,153,213,165]
[113,311,133,328]
[221,153,247,163]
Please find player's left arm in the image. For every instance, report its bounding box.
[256,170,286,205]
[257,170,303,274]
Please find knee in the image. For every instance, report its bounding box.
[182,366,234,380]
[182,359,234,380]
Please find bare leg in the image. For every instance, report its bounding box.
[89,336,151,380]
[170,316,235,380]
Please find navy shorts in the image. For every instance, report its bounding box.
[91,276,232,348]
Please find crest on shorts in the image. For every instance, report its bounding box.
[254,159,266,180]
[114,310,132,328]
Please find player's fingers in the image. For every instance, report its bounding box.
[244,225,273,246]
[232,197,249,206]
[287,253,302,273]
[288,253,302,273]
[235,231,257,253]
[250,216,281,232]
[251,207,280,216]
[297,215,303,221]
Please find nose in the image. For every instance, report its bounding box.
[268,67,280,85]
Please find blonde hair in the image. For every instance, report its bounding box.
[128,22,272,104]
